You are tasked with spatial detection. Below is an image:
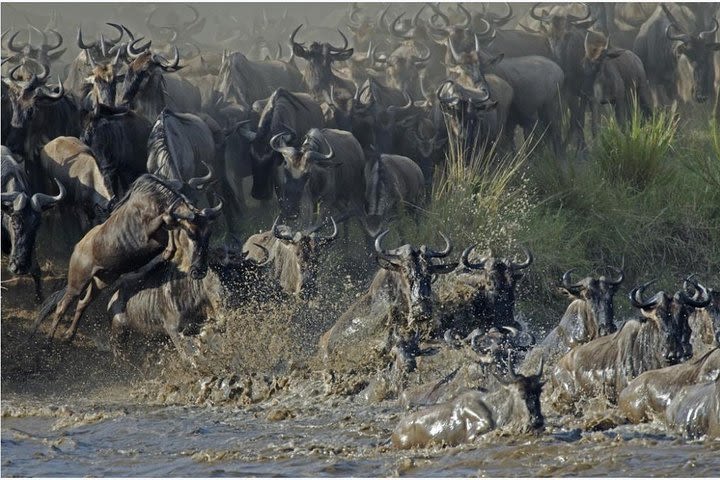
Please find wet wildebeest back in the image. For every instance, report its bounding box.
[319,231,456,371]
[520,267,623,375]
[1,146,65,300]
[619,348,720,424]
[434,245,533,337]
[391,357,544,449]
[663,373,720,439]
[551,280,711,411]
[33,174,222,342]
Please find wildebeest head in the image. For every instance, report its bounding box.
[529,2,595,56]
[664,13,720,103]
[164,192,223,280]
[494,353,545,432]
[630,279,711,364]
[444,26,500,90]
[1,178,64,274]
[373,40,432,94]
[680,275,715,358]
[375,230,457,326]
[560,266,624,336]
[82,47,124,109]
[436,79,498,150]
[146,4,206,54]
[4,25,66,68]
[460,244,533,330]
[121,41,182,107]
[270,128,340,220]
[581,31,624,103]
[290,25,354,98]
[271,216,338,298]
[2,63,65,129]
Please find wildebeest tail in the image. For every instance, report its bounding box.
[31,287,66,335]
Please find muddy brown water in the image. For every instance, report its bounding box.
[2,274,719,477]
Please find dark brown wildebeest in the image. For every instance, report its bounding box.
[2,146,65,300]
[213,50,305,111]
[106,244,270,365]
[520,267,623,375]
[581,31,652,127]
[249,88,326,201]
[33,174,222,342]
[242,216,338,298]
[434,244,533,337]
[551,280,711,410]
[363,152,425,238]
[3,25,66,71]
[290,24,356,102]
[391,357,544,449]
[39,136,115,235]
[270,127,367,224]
[121,41,202,122]
[319,230,457,370]
[663,372,720,439]
[619,348,720,424]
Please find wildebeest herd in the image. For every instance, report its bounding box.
[2,2,720,448]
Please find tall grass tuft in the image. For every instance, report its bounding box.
[593,103,678,190]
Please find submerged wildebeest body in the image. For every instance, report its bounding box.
[551,281,711,410]
[520,268,623,375]
[391,359,544,449]
[107,245,268,364]
[687,287,720,357]
[146,108,216,184]
[664,374,720,439]
[39,136,115,236]
[33,174,222,342]
[319,231,456,371]
[619,348,720,424]
[2,146,64,300]
[242,217,338,298]
[434,245,533,337]
[363,153,425,238]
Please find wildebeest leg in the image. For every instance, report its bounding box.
[47,283,87,339]
[31,261,43,302]
[108,289,132,360]
[167,327,199,368]
[62,280,99,342]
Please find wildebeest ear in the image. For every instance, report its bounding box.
[332,49,354,62]
[558,286,581,298]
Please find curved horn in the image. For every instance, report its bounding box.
[530,3,551,23]
[456,3,472,29]
[629,280,659,309]
[76,27,97,50]
[127,37,151,58]
[7,30,28,53]
[436,79,457,104]
[387,90,414,114]
[411,41,432,64]
[272,216,295,241]
[699,18,719,41]
[305,131,335,162]
[37,76,64,100]
[600,266,624,286]
[428,3,450,26]
[461,244,487,269]
[290,24,308,57]
[313,217,339,243]
[447,36,463,63]
[424,231,452,258]
[494,2,513,26]
[561,269,584,289]
[374,229,396,258]
[187,161,214,190]
[511,246,533,270]
[475,18,493,38]
[413,4,428,27]
[9,64,24,82]
[45,29,63,51]
[378,5,392,32]
[198,195,223,220]
[391,12,414,39]
[32,60,49,81]
[679,278,711,308]
[153,46,180,70]
[30,178,65,212]
[328,28,350,52]
[104,22,124,45]
[567,3,592,23]
[348,3,362,26]
[269,132,298,158]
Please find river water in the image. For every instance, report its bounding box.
[2,277,719,477]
